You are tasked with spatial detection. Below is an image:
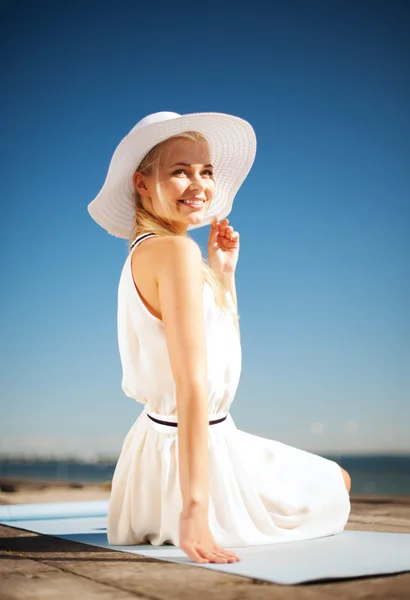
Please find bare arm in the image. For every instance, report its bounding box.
[155,236,209,511]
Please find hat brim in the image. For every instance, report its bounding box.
[88,112,256,239]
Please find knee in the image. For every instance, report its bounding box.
[341,467,351,494]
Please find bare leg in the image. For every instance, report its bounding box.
[340,467,351,494]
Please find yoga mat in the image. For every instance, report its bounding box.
[1,501,410,585]
[0,500,109,522]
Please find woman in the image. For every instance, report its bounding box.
[88,111,351,565]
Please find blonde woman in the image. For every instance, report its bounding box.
[88,111,351,565]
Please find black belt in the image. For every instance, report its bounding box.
[147,413,228,427]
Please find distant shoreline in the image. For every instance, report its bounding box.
[2,454,410,495]
[1,476,410,508]
[1,452,409,463]
[0,476,111,506]
[0,476,112,490]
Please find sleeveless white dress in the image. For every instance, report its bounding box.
[107,233,351,548]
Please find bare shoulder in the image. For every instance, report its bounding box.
[153,236,203,281]
[131,235,201,276]
[151,235,202,255]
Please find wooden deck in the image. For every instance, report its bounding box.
[1,495,410,599]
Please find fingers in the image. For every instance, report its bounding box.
[212,219,239,243]
[196,545,239,563]
[182,542,240,564]
[182,544,209,563]
[212,544,240,561]
[209,220,219,241]
[209,549,240,562]
[218,218,228,236]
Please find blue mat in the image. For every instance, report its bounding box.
[1,501,409,585]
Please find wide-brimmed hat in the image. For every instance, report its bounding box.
[88,111,257,238]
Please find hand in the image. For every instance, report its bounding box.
[179,504,240,564]
[207,218,240,279]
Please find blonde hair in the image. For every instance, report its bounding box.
[128,131,232,312]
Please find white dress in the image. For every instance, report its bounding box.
[107,233,351,548]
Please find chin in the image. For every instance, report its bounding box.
[187,214,205,223]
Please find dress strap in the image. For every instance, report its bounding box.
[130,232,157,252]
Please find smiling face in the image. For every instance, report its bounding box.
[133,135,216,233]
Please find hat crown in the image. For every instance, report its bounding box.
[131,111,181,133]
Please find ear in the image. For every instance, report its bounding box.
[133,171,150,198]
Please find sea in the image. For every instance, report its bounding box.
[1,454,410,496]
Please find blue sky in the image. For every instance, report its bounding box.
[1,0,409,459]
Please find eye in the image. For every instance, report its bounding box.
[172,168,214,176]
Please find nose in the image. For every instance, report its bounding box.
[188,173,206,191]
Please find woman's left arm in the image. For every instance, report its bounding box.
[208,219,241,341]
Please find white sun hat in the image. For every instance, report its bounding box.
[87,111,257,238]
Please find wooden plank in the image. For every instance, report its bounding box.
[0,554,146,600]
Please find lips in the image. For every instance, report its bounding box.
[178,201,204,211]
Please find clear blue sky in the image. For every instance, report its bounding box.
[1,0,409,459]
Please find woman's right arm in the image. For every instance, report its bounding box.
[155,236,239,564]
[156,236,209,508]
